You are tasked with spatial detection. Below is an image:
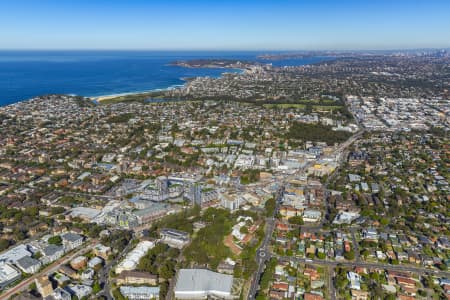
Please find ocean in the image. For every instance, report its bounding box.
[0,51,332,106]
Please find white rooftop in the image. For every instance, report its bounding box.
[0,262,21,284]
[70,207,101,220]
[0,244,32,264]
[175,269,234,299]
[116,241,154,273]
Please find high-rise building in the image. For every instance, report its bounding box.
[188,183,202,206]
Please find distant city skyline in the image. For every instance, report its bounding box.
[1,0,450,50]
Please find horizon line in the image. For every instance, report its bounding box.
[0,47,449,52]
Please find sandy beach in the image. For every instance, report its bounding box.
[92,84,186,103]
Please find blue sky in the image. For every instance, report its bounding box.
[1,0,449,50]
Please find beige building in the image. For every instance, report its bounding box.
[93,243,112,260]
[70,256,87,270]
[117,271,158,286]
[35,275,53,298]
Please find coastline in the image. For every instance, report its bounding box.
[0,53,328,107]
[0,51,253,107]
[91,68,245,103]
[92,84,184,103]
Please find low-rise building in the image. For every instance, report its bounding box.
[93,243,112,260]
[66,284,92,299]
[119,286,160,300]
[59,265,79,280]
[347,272,361,290]
[0,262,21,288]
[81,268,95,281]
[303,209,322,222]
[61,232,83,251]
[53,287,71,300]
[0,244,32,264]
[116,241,155,274]
[35,275,53,298]
[88,256,103,269]
[15,256,41,274]
[52,272,70,286]
[117,270,158,286]
[40,244,64,265]
[174,269,237,299]
[217,259,236,275]
[70,256,87,270]
[160,228,190,249]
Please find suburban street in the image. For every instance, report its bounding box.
[247,129,365,300]
[350,227,361,263]
[1,241,96,300]
[328,266,336,300]
[247,186,283,300]
[97,235,139,300]
[0,5,448,299]
[278,256,450,278]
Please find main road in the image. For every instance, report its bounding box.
[1,240,96,300]
[247,128,375,300]
[247,186,284,300]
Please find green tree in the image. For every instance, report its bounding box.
[48,235,63,246]
[13,228,27,241]
[360,249,369,258]
[92,281,101,294]
[264,198,276,217]
[240,226,249,234]
[344,250,355,260]
[159,281,169,299]
[288,216,304,225]
[159,261,176,279]
[380,217,389,226]
[0,239,10,251]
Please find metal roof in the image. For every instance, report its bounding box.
[175,269,233,296]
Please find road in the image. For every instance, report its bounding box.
[278,256,450,278]
[1,241,96,300]
[166,249,185,300]
[246,129,365,300]
[57,190,122,201]
[247,186,283,300]
[97,260,115,300]
[349,227,361,263]
[328,266,336,300]
[334,129,365,155]
[97,237,138,300]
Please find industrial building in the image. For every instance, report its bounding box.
[174,269,238,299]
[0,262,21,288]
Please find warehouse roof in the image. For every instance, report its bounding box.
[175,269,233,296]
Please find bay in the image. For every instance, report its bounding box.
[0,50,332,106]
